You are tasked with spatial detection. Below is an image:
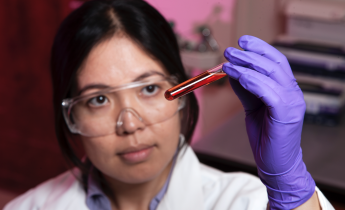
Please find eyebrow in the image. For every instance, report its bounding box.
[133,71,165,82]
[77,71,166,96]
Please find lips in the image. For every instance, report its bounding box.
[118,145,154,164]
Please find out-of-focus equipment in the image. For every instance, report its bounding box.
[273,0,345,126]
[169,22,221,75]
[194,26,219,52]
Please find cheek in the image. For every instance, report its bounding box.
[151,114,181,149]
[81,137,118,167]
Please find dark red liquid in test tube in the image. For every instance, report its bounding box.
[165,63,227,101]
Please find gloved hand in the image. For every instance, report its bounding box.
[223,35,315,210]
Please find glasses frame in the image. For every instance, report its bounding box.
[61,75,184,135]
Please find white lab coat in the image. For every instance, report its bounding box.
[4,145,334,210]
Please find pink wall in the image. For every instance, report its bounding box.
[146,0,236,39]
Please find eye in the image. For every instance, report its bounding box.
[141,85,159,96]
[88,95,109,107]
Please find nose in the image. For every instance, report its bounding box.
[116,108,146,135]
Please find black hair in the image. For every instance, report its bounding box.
[50,0,199,187]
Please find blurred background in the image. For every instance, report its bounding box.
[1,0,345,208]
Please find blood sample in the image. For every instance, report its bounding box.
[165,63,227,101]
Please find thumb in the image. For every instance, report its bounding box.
[229,77,263,112]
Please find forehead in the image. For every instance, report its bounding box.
[77,35,166,90]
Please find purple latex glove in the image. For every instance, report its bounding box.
[223,35,315,210]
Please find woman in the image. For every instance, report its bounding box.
[5,0,334,209]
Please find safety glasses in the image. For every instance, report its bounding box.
[62,75,185,137]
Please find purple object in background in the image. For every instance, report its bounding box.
[223,35,315,209]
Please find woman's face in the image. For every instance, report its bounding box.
[76,35,181,184]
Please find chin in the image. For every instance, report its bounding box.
[114,162,167,184]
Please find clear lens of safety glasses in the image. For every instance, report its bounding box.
[61,75,185,137]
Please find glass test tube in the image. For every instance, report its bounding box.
[165,63,227,101]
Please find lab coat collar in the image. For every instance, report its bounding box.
[157,145,205,210]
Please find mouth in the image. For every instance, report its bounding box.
[118,145,155,164]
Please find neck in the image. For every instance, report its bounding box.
[103,160,173,210]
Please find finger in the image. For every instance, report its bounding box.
[224,47,294,87]
[223,62,282,109]
[228,77,263,112]
[238,35,294,78]
[239,74,282,115]
[224,62,263,111]
[223,62,279,90]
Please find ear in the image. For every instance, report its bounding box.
[178,96,186,121]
